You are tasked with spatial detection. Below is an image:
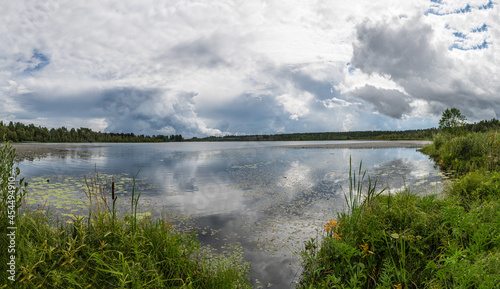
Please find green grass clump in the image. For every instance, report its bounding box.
[299,147,500,288]
[420,131,500,174]
[8,211,250,288]
[1,140,250,288]
[448,170,500,205]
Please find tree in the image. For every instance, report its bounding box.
[439,108,467,134]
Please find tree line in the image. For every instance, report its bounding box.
[3,114,500,143]
[193,128,439,142]
[0,121,183,143]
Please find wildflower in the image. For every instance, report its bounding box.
[323,219,338,233]
[324,219,342,241]
[393,284,402,289]
[360,241,374,258]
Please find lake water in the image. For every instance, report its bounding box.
[17,141,443,288]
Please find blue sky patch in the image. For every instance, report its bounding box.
[459,4,472,13]
[471,23,488,33]
[479,0,494,9]
[448,21,489,52]
[22,50,50,74]
[346,63,356,74]
[450,40,489,51]
[453,31,467,38]
[426,2,473,15]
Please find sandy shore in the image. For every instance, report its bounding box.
[279,140,432,149]
[10,144,108,161]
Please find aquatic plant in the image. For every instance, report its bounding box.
[0,139,251,288]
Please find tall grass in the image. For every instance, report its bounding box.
[1,140,28,283]
[299,132,500,288]
[1,140,251,288]
[420,131,500,173]
[343,157,385,237]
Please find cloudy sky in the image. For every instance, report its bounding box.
[1,0,498,137]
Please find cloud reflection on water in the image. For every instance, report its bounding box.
[19,143,443,289]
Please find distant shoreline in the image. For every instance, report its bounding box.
[278,140,432,149]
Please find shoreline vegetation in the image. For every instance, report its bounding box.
[298,130,500,285]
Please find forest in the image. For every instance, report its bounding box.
[2,118,500,143]
[0,121,183,142]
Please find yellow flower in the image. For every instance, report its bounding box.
[393,284,402,289]
[360,241,374,258]
[323,219,338,233]
[324,219,342,241]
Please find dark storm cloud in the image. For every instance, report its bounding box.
[167,37,230,68]
[16,91,104,119]
[349,14,500,121]
[98,89,222,136]
[277,67,336,100]
[351,16,441,80]
[196,93,286,134]
[350,85,412,119]
[15,87,221,136]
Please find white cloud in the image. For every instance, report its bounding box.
[0,0,499,136]
[276,91,313,121]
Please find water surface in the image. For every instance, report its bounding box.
[18,141,443,288]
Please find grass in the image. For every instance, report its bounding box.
[1,140,251,288]
[299,131,500,288]
[419,131,500,174]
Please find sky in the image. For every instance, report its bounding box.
[1,0,499,138]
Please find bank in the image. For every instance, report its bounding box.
[298,131,500,288]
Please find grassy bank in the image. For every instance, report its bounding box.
[419,131,500,174]
[1,141,250,288]
[299,132,500,288]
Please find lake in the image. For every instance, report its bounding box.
[17,141,443,288]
